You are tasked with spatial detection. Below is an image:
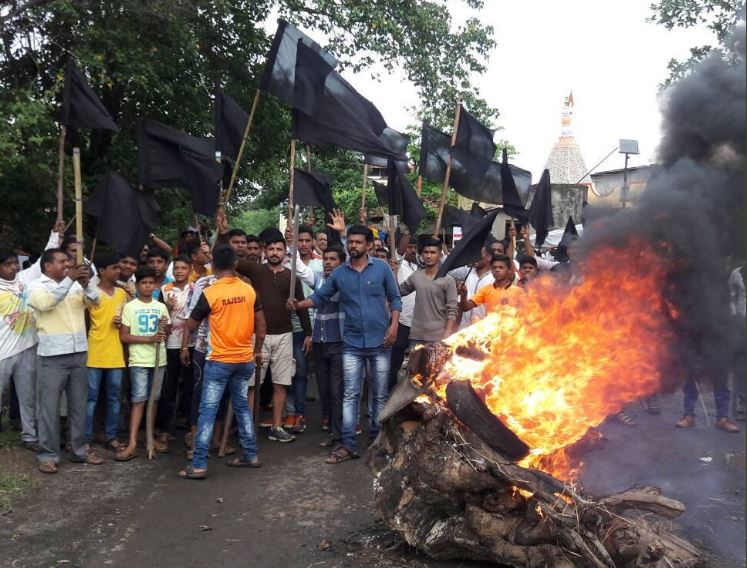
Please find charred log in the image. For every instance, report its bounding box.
[445,379,530,462]
[368,400,703,568]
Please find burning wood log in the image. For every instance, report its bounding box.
[370,342,703,567]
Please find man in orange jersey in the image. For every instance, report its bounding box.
[458,254,524,315]
[178,246,266,479]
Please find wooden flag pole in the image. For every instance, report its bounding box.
[509,218,517,254]
[287,140,297,226]
[56,125,67,222]
[222,89,261,206]
[72,147,84,265]
[389,214,397,255]
[434,97,462,236]
[360,163,370,223]
[416,175,423,198]
[288,204,301,301]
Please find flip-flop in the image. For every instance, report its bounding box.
[177,464,207,479]
[114,449,139,462]
[226,457,262,468]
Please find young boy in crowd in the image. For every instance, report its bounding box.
[85,254,128,452]
[116,267,171,461]
[145,249,173,300]
[117,254,138,298]
[459,255,524,315]
[157,255,195,436]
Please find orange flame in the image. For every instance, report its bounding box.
[432,242,673,480]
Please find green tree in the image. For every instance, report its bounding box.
[649,0,745,86]
[0,0,497,250]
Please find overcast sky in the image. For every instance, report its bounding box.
[345,0,716,182]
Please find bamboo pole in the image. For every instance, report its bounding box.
[89,237,98,264]
[434,97,462,236]
[222,89,261,206]
[72,147,84,265]
[360,164,369,223]
[56,126,67,222]
[287,139,297,226]
[416,174,423,198]
[389,213,397,255]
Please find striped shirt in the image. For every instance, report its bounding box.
[28,275,100,356]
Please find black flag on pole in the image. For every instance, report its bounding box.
[418,122,451,183]
[215,88,249,165]
[259,20,337,107]
[437,209,500,278]
[499,149,529,224]
[136,119,223,217]
[528,169,553,247]
[84,173,159,257]
[450,157,532,205]
[293,40,334,116]
[60,59,119,131]
[386,160,425,233]
[372,180,389,209]
[555,216,580,262]
[291,59,408,160]
[293,168,336,211]
[450,105,495,184]
[442,205,482,232]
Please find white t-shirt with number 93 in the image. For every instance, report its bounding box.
[121,298,170,367]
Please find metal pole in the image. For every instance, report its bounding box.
[621,153,630,208]
[574,145,618,185]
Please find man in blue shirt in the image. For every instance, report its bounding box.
[289,225,401,464]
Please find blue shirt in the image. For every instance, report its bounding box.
[310,256,402,349]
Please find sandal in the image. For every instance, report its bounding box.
[186,449,194,460]
[177,464,207,480]
[615,411,636,427]
[107,439,123,451]
[326,446,358,465]
[154,441,170,454]
[226,457,262,468]
[85,449,105,465]
[114,449,139,462]
[318,437,336,448]
[38,461,58,474]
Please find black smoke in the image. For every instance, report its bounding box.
[579,25,746,387]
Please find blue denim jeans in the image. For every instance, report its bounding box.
[85,368,123,441]
[292,331,309,416]
[193,361,257,470]
[341,345,391,453]
[683,378,731,419]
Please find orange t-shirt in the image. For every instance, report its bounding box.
[471,281,524,313]
[189,276,261,363]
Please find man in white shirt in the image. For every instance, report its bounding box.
[28,249,103,473]
[0,224,61,449]
[389,235,419,389]
[449,246,496,328]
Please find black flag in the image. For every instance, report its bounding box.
[437,209,500,278]
[450,157,532,205]
[293,169,336,211]
[372,180,389,209]
[442,205,482,232]
[137,119,223,217]
[555,216,579,262]
[386,160,425,233]
[259,20,337,107]
[292,63,408,160]
[84,173,159,257]
[215,88,249,165]
[60,59,119,131]
[293,40,334,115]
[499,149,529,224]
[418,122,451,183]
[453,105,496,161]
[528,169,553,247]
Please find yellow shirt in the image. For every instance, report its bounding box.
[121,298,170,368]
[189,265,213,284]
[87,287,127,368]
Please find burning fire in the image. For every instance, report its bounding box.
[430,242,673,480]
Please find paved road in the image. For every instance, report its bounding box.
[1,389,744,567]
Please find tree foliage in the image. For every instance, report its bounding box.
[0,0,497,250]
[648,0,745,86]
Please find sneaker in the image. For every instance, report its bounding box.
[284,414,299,430]
[268,427,296,443]
[322,417,330,432]
[259,418,273,428]
[290,416,306,433]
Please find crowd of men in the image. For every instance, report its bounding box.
[0,210,744,479]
